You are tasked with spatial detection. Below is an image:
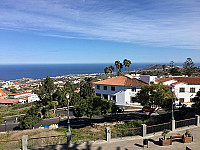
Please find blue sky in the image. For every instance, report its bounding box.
[0,0,200,64]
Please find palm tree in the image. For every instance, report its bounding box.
[123,59,128,71]
[115,61,120,72]
[108,65,114,73]
[104,67,110,76]
[127,60,132,72]
[119,63,123,72]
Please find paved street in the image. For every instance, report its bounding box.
[0,109,167,132]
[33,126,200,150]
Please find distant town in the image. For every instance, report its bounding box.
[1,58,200,149]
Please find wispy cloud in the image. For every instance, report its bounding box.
[0,0,200,49]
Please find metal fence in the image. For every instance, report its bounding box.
[147,122,171,134]
[175,118,196,128]
[112,127,141,138]
[28,135,66,148]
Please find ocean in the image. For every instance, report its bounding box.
[0,63,198,81]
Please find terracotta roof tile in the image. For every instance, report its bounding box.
[93,76,146,86]
[156,77,200,85]
[0,99,19,104]
[9,92,31,96]
[0,89,7,97]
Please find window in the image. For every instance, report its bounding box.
[104,86,107,90]
[111,86,115,91]
[179,98,184,103]
[179,88,185,93]
[132,87,136,92]
[97,85,100,90]
[103,94,108,100]
[110,95,116,102]
[130,97,137,103]
[190,98,193,102]
[190,88,195,93]
[96,93,101,97]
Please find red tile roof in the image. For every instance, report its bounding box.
[156,77,200,85]
[9,92,31,96]
[155,77,174,83]
[0,99,19,104]
[93,76,146,86]
[0,89,7,97]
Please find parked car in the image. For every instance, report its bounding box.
[142,106,157,113]
[174,103,183,109]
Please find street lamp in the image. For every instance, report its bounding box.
[4,120,6,132]
[66,93,71,146]
[170,86,174,120]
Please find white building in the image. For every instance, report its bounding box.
[27,94,40,103]
[94,76,146,106]
[8,92,32,99]
[155,77,200,104]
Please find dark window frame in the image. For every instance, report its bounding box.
[179,88,185,93]
[104,86,107,90]
[190,88,195,93]
[132,87,137,92]
[111,86,115,91]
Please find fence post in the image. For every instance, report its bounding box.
[171,119,175,131]
[22,135,28,150]
[106,127,111,142]
[141,124,147,137]
[196,115,200,126]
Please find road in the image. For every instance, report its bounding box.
[0,109,167,132]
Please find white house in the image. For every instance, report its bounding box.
[8,92,32,99]
[155,77,200,104]
[94,76,146,106]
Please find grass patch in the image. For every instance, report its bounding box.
[0,103,32,118]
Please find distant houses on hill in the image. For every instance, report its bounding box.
[0,91,40,105]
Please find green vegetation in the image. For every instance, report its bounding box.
[162,129,170,140]
[73,96,112,120]
[0,103,32,118]
[135,84,175,111]
[18,106,42,129]
[183,57,195,76]
[192,90,200,115]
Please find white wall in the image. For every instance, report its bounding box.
[174,83,200,103]
[140,75,157,84]
[95,84,141,106]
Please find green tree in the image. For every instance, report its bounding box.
[73,96,112,121]
[162,64,167,71]
[108,65,114,73]
[136,84,174,110]
[183,58,195,76]
[104,67,110,75]
[53,81,76,107]
[169,61,174,68]
[38,76,55,105]
[127,60,132,72]
[192,90,200,115]
[115,61,120,72]
[19,106,42,129]
[169,67,181,76]
[80,77,94,98]
[123,59,128,71]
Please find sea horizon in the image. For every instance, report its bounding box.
[0,63,199,81]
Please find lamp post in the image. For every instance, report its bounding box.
[170,86,175,131]
[4,120,6,132]
[170,86,174,120]
[66,93,71,146]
